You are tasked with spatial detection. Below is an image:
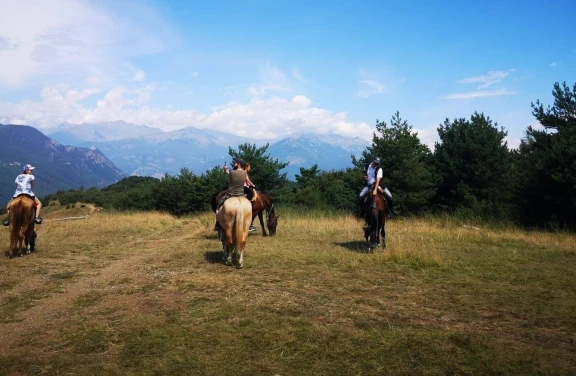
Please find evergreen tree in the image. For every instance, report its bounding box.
[228,143,289,197]
[515,81,576,228]
[354,112,437,214]
[433,112,514,218]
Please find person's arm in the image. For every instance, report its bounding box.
[223,165,230,175]
[372,168,383,195]
[246,174,255,188]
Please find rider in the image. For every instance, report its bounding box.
[244,163,257,232]
[213,158,248,231]
[358,157,398,217]
[3,164,43,226]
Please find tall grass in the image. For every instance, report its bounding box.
[0,204,575,375]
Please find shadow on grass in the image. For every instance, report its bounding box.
[335,241,372,253]
[204,250,226,264]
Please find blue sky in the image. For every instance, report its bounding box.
[0,0,574,148]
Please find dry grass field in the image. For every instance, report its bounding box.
[1,203,575,375]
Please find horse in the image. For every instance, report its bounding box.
[5,195,36,258]
[214,189,279,236]
[362,192,387,252]
[216,196,253,268]
[250,190,279,236]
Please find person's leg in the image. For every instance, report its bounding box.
[358,185,370,202]
[34,197,42,217]
[383,188,398,216]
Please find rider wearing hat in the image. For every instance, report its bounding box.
[359,157,398,216]
[3,163,43,226]
[212,158,248,231]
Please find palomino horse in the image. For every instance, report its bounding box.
[214,189,279,236]
[363,193,387,252]
[216,196,253,268]
[5,195,35,258]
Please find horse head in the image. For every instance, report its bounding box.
[363,224,378,251]
[266,203,279,236]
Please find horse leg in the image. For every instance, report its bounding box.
[17,230,25,257]
[380,212,386,251]
[7,229,16,258]
[237,237,246,269]
[258,211,267,236]
[225,230,234,266]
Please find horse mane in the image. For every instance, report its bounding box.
[258,191,273,210]
[366,193,386,212]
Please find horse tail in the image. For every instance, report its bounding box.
[10,197,25,232]
[234,200,246,253]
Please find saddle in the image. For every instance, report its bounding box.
[250,189,259,202]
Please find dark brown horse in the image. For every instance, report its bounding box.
[363,193,387,252]
[5,195,35,258]
[214,189,278,236]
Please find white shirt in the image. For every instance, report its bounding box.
[13,173,35,198]
[366,165,382,185]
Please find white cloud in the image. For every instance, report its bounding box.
[247,62,291,97]
[442,88,517,100]
[550,62,557,68]
[457,69,514,89]
[0,0,174,88]
[355,80,386,98]
[355,69,387,98]
[291,68,308,83]
[0,84,375,142]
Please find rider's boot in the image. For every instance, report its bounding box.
[387,199,399,217]
[2,217,8,226]
[213,220,221,231]
[33,216,42,224]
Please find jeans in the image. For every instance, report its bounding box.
[359,185,393,202]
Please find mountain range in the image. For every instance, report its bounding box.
[45,121,369,179]
[0,121,369,202]
[0,124,126,205]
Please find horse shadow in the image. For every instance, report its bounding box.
[204,250,227,264]
[334,241,372,253]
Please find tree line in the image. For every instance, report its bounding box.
[42,81,576,230]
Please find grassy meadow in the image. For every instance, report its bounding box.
[0,204,575,375]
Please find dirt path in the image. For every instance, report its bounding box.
[0,219,209,355]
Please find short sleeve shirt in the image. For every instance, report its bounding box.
[14,173,35,198]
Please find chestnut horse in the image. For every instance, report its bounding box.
[214,189,278,236]
[250,190,278,236]
[363,193,387,252]
[5,195,35,258]
[216,196,252,269]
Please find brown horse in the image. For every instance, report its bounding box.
[214,189,279,236]
[216,196,252,269]
[250,190,278,236]
[6,195,35,258]
[363,193,387,252]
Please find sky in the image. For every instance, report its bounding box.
[0,0,574,149]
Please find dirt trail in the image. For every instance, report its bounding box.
[0,219,209,355]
